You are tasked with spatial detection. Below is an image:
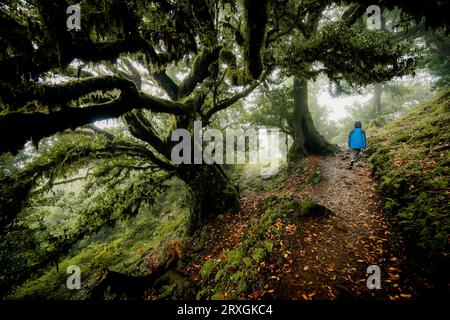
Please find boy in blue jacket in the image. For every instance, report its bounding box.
[348,121,366,169]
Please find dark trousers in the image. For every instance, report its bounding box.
[351,148,361,163]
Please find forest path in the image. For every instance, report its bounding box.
[184,152,412,300]
[272,153,396,299]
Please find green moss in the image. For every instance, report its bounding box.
[200,260,217,278]
[219,49,236,65]
[237,279,248,293]
[301,168,322,186]
[196,288,209,300]
[158,270,193,299]
[9,181,190,300]
[214,269,226,282]
[368,90,450,282]
[242,257,253,267]
[191,239,205,253]
[211,293,224,300]
[225,248,244,269]
[263,240,273,253]
[258,194,331,223]
[193,191,291,300]
[251,247,266,263]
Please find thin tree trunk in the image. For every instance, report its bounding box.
[288,77,336,162]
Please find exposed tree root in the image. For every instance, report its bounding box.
[89,257,179,300]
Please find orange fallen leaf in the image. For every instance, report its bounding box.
[388,267,399,271]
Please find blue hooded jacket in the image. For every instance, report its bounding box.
[348,121,366,149]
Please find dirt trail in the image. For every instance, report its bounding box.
[275,154,393,299]
[184,152,412,300]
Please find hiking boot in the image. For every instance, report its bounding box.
[347,160,354,169]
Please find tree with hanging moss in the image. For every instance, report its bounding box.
[223,1,416,161]
[0,0,273,293]
[0,0,280,236]
[242,79,339,145]
[240,0,449,162]
[261,1,417,161]
[0,0,449,296]
[1,0,447,227]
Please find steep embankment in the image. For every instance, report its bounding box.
[368,90,450,296]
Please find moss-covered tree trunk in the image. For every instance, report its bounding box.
[287,77,336,162]
[372,17,385,119]
[373,83,382,116]
[177,164,239,234]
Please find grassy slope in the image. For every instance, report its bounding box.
[8,180,190,299]
[6,163,287,300]
[368,90,450,292]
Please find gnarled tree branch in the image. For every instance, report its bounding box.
[1,75,136,110]
[151,70,180,100]
[0,88,187,154]
[203,68,271,123]
[123,110,171,159]
[178,47,222,98]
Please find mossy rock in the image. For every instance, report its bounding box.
[259,194,300,214]
[294,199,333,218]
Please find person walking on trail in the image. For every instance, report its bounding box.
[348,121,366,169]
